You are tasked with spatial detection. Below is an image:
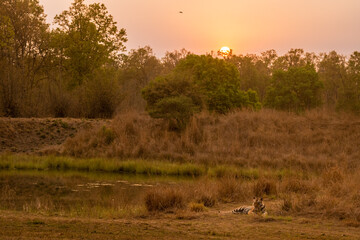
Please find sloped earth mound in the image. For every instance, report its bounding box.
[0,118,110,154]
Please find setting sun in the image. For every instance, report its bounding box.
[218,46,231,57]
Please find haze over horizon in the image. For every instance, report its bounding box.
[39,0,360,57]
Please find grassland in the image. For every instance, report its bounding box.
[0,208,360,240]
[0,109,360,239]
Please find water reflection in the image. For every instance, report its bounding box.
[0,170,194,217]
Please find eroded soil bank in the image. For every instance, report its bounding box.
[0,118,109,154]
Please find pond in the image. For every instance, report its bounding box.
[0,170,194,217]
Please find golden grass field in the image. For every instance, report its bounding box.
[1,109,360,239]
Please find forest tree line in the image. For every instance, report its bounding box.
[1,0,360,119]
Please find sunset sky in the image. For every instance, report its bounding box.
[39,0,360,57]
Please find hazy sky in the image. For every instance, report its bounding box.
[39,0,360,57]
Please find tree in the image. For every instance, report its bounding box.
[273,49,316,71]
[186,55,258,112]
[161,48,190,74]
[141,73,202,130]
[174,54,260,113]
[337,51,360,113]
[265,65,323,111]
[53,0,127,88]
[45,0,127,118]
[228,54,271,102]
[0,0,50,116]
[261,49,278,70]
[318,51,347,109]
[78,66,123,118]
[119,46,163,111]
[142,54,261,129]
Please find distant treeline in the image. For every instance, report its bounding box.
[1,0,359,118]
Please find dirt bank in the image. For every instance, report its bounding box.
[0,118,110,154]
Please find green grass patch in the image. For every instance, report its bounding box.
[208,165,260,179]
[0,155,206,177]
[0,154,304,179]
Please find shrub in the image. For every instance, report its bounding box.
[281,178,315,194]
[253,178,277,196]
[217,177,249,203]
[281,195,293,212]
[197,194,216,207]
[148,95,200,130]
[142,74,202,130]
[189,202,206,212]
[144,188,185,212]
[100,126,116,145]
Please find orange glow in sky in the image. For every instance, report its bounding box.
[39,0,360,57]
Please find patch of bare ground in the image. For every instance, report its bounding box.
[0,118,110,154]
[0,208,359,240]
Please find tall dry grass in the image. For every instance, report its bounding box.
[62,109,360,222]
[275,166,360,223]
[64,109,360,170]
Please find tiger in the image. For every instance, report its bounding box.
[232,197,268,216]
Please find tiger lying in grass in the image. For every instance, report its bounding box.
[232,197,268,216]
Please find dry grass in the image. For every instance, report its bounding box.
[189,202,207,212]
[60,109,360,221]
[2,109,359,222]
[63,109,360,170]
[275,167,360,222]
[144,187,185,212]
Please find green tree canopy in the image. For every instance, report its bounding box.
[53,0,127,87]
[265,65,323,111]
[337,51,360,113]
[142,54,261,129]
[228,54,271,102]
[174,54,260,113]
[318,51,346,109]
[273,49,317,71]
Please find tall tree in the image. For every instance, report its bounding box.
[318,51,347,109]
[0,0,49,116]
[337,51,360,113]
[119,46,163,111]
[53,0,127,88]
[261,49,278,70]
[161,48,190,74]
[273,49,315,70]
[228,54,271,102]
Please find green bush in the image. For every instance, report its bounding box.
[265,65,323,112]
[142,54,261,128]
[142,73,202,130]
[149,95,200,130]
